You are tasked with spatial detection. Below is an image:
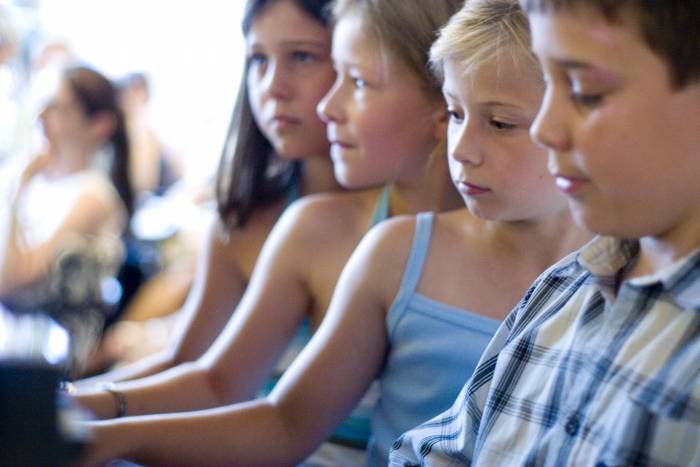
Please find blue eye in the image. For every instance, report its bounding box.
[248,52,267,67]
[293,51,316,64]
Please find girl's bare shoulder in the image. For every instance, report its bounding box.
[281,189,385,237]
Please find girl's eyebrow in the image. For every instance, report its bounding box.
[278,40,328,49]
[248,39,328,50]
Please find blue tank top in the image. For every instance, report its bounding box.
[261,185,392,449]
[366,212,501,466]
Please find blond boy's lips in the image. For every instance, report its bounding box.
[456,180,490,196]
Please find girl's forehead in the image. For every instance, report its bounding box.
[247,0,329,46]
[332,15,401,67]
[332,13,374,52]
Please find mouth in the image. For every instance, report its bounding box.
[271,115,300,129]
[456,180,490,196]
[552,174,588,194]
[331,141,354,148]
[328,135,355,150]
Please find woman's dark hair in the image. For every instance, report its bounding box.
[215,0,332,228]
[64,65,134,220]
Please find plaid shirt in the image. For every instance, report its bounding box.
[390,236,700,466]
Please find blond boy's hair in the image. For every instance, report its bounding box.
[430,0,538,83]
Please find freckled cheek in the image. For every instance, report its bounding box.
[353,111,385,143]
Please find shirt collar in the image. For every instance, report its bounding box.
[577,236,700,310]
[577,236,637,279]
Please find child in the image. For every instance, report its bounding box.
[76,0,590,465]
[75,0,462,464]
[390,1,700,465]
[77,0,340,385]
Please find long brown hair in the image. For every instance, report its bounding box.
[64,65,134,220]
[215,0,333,229]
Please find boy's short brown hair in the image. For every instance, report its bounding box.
[520,0,700,88]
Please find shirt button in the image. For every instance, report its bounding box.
[565,414,580,436]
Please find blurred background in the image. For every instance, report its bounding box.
[0,0,245,182]
[0,0,253,374]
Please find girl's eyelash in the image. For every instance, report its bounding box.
[293,51,315,63]
[248,53,266,65]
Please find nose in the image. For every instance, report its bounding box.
[449,116,483,166]
[530,85,571,153]
[263,61,292,100]
[316,76,344,124]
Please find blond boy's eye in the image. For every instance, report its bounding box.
[489,119,516,130]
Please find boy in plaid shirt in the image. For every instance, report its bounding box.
[391,0,700,465]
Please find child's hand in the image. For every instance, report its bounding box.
[74,420,127,467]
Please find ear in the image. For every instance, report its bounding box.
[90,111,117,143]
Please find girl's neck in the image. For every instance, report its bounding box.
[299,153,342,196]
[389,156,462,216]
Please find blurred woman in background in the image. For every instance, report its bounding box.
[0,65,133,375]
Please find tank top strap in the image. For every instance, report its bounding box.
[396,211,435,298]
[367,184,392,230]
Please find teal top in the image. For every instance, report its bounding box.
[367,212,501,466]
[284,165,302,209]
[369,184,391,227]
[260,185,392,449]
